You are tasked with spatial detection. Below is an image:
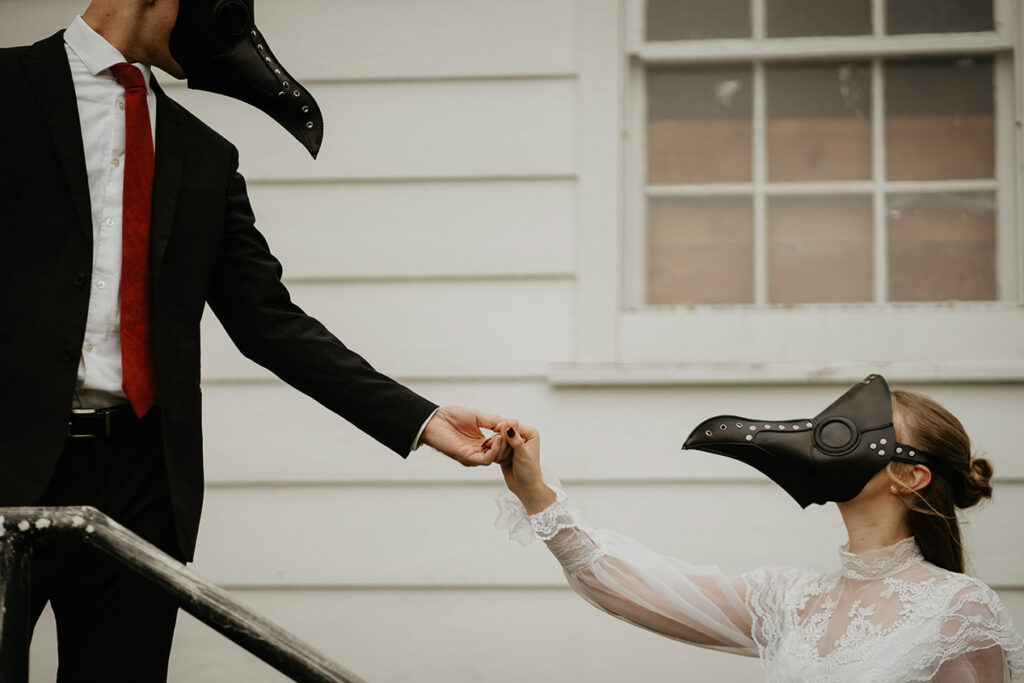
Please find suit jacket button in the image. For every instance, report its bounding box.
[61,348,75,361]
[74,272,87,287]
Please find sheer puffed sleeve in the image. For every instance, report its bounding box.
[495,474,759,655]
[930,582,1024,682]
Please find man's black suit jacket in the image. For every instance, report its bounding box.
[0,32,437,560]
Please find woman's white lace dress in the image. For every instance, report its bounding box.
[497,477,1024,682]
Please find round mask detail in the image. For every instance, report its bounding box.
[814,418,859,455]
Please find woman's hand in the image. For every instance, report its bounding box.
[492,419,557,514]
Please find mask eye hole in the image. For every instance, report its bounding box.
[213,0,253,43]
[814,417,859,455]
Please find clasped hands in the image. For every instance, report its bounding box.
[420,406,556,514]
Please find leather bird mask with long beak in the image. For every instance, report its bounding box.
[168,0,323,157]
[682,375,944,507]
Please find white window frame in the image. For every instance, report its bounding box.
[558,0,1024,386]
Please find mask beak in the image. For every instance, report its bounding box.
[682,415,829,508]
[169,1,324,158]
[682,375,899,507]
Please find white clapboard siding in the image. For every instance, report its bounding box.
[201,381,1024,483]
[621,307,1024,364]
[161,77,576,181]
[0,1,83,44]
[0,0,577,80]
[167,587,1024,683]
[168,589,766,683]
[253,0,578,80]
[189,482,1024,588]
[199,278,573,380]
[30,587,1024,683]
[244,179,576,279]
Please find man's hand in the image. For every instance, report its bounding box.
[420,405,507,467]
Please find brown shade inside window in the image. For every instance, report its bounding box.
[768,196,873,303]
[766,0,872,37]
[648,197,753,305]
[886,0,994,34]
[648,67,752,184]
[646,0,751,40]
[767,63,871,181]
[885,58,994,181]
[888,194,996,301]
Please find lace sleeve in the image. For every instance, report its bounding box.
[496,475,759,655]
[930,582,1024,682]
[494,471,606,572]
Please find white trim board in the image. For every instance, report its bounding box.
[548,360,1024,386]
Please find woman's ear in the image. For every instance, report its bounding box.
[907,464,933,492]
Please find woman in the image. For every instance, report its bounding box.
[490,382,1023,681]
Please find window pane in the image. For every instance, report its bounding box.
[888,193,996,301]
[648,197,753,305]
[646,0,750,40]
[768,196,873,303]
[886,57,994,181]
[766,0,871,37]
[648,66,752,184]
[887,0,994,34]
[767,63,871,181]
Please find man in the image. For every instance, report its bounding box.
[0,0,505,678]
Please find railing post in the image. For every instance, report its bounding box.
[0,522,32,683]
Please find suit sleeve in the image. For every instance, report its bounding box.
[206,148,438,456]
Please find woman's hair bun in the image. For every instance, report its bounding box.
[956,456,994,508]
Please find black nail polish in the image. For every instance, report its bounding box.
[506,428,515,438]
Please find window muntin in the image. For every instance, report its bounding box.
[637,1,1008,308]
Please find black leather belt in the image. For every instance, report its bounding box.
[67,404,155,439]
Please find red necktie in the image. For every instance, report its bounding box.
[111,63,157,418]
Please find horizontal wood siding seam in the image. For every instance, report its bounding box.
[201,477,1024,489]
[213,582,1024,593]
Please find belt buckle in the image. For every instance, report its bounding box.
[68,408,113,438]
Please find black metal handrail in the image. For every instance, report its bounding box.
[0,506,367,683]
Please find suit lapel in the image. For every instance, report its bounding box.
[20,32,92,241]
[150,80,185,288]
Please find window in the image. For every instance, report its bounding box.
[632,0,1011,307]
[560,0,1023,382]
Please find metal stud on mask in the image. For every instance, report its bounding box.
[169,0,324,157]
[682,375,947,507]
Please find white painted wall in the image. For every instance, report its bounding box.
[3,1,1022,681]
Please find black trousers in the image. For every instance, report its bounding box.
[29,412,181,683]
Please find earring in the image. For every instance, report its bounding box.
[890,485,899,494]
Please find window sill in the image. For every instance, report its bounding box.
[548,360,1024,387]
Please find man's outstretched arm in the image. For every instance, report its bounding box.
[207,148,504,463]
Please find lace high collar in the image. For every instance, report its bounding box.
[838,537,923,580]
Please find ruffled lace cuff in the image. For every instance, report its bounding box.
[495,472,606,573]
[495,470,577,545]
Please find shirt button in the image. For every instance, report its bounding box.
[105,218,114,226]
[118,100,125,110]
[95,281,105,289]
[85,343,94,352]
[74,271,87,287]
[112,158,120,167]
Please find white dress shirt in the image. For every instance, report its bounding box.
[64,15,156,409]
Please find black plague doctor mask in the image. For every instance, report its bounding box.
[682,375,945,507]
[168,0,324,157]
